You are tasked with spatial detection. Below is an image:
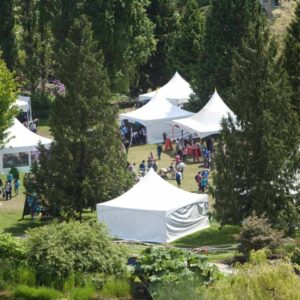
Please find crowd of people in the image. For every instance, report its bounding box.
[127,133,214,193]
[0,173,20,200]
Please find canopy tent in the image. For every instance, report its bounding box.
[120,94,193,144]
[138,72,194,106]
[0,118,52,173]
[14,95,32,121]
[172,90,236,138]
[97,169,209,243]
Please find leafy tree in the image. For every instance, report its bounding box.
[0,0,17,70]
[192,0,264,111]
[212,16,300,233]
[137,0,180,93]
[283,0,300,118]
[0,230,25,260]
[167,0,205,83]
[34,16,132,219]
[26,221,128,286]
[83,0,156,93]
[0,59,17,146]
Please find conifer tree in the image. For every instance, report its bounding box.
[167,0,205,82]
[0,59,18,145]
[35,16,133,220]
[192,0,264,111]
[0,0,16,70]
[283,0,300,118]
[212,17,300,233]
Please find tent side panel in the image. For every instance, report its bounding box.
[97,204,167,243]
[165,200,209,243]
[146,119,193,144]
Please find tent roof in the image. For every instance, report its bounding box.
[120,93,192,124]
[15,99,30,112]
[138,72,194,104]
[173,90,236,138]
[0,118,52,154]
[99,168,207,213]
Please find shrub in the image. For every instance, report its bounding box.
[236,214,283,257]
[13,285,63,300]
[203,252,300,300]
[69,284,96,300]
[100,277,131,298]
[25,221,128,287]
[9,167,19,180]
[135,247,220,287]
[0,231,25,260]
[14,266,36,286]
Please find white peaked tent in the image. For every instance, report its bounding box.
[0,118,52,173]
[120,94,193,144]
[138,72,194,106]
[97,169,209,243]
[15,95,32,121]
[173,90,236,138]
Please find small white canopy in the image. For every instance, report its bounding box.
[120,94,193,143]
[97,169,209,243]
[1,118,52,154]
[15,99,29,112]
[0,119,52,173]
[14,95,32,121]
[138,72,194,106]
[173,90,236,138]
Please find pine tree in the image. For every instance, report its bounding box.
[283,0,300,118]
[34,16,133,220]
[0,0,17,70]
[167,0,205,83]
[192,0,264,111]
[136,0,180,93]
[212,17,300,233]
[0,59,18,145]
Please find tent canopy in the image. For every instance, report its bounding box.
[1,118,52,154]
[97,169,209,243]
[120,94,193,143]
[138,72,194,106]
[15,99,30,112]
[173,90,236,138]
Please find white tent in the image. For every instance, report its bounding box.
[0,118,52,173]
[97,169,209,243]
[120,94,193,144]
[138,72,194,106]
[172,90,236,138]
[14,95,32,121]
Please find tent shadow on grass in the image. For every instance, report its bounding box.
[171,223,240,248]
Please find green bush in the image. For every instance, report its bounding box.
[25,221,128,287]
[135,247,221,287]
[0,231,25,260]
[14,266,36,286]
[13,285,63,300]
[203,251,300,300]
[100,277,131,298]
[236,214,283,257]
[9,167,19,180]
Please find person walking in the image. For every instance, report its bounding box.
[157,143,162,160]
[175,170,182,188]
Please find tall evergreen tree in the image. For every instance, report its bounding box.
[83,0,156,93]
[212,18,300,233]
[0,0,16,70]
[283,0,300,118]
[137,0,180,93]
[0,59,18,145]
[192,0,264,111]
[34,16,133,220]
[167,0,205,83]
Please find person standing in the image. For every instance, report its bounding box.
[175,170,182,187]
[5,181,11,200]
[0,178,2,197]
[157,143,162,160]
[177,160,186,178]
[14,178,20,196]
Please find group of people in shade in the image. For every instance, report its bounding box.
[0,174,20,200]
[127,132,214,193]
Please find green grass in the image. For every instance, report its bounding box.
[171,223,240,248]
